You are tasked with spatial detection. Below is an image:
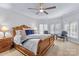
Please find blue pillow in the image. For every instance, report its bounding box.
[25,30,34,35]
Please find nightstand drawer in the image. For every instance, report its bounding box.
[0,38,13,53]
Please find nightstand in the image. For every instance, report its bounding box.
[0,37,13,53]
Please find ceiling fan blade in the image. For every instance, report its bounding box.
[28,8,38,10]
[44,6,56,10]
[43,11,48,14]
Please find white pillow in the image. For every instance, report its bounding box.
[20,30,27,42]
[14,35,22,45]
[16,30,22,35]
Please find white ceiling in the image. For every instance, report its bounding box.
[0,3,79,20]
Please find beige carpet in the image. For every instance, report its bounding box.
[0,48,24,56]
[0,40,79,56]
[45,40,79,56]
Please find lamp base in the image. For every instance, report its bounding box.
[3,32,6,38]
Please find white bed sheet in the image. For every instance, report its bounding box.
[22,39,40,55]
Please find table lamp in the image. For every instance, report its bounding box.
[1,26,9,38]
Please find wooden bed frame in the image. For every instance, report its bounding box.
[12,25,55,56]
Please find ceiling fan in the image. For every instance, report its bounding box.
[28,3,56,15]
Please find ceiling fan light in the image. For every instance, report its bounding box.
[40,9,43,12]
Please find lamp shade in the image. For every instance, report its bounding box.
[1,26,9,32]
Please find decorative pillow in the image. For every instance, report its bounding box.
[25,30,34,35]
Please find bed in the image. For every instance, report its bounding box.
[12,25,55,56]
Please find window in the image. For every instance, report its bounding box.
[50,24,55,34]
[43,24,48,31]
[64,22,78,39]
[55,24,61,34]
[70,22,78,39]
[64,24,70,36]
[39,24,48,34]
[39,24,44,34]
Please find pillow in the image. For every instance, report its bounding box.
[20,30,27,42]
[16,30,22,35]
[14,35,22,45]
[25,30,34,35]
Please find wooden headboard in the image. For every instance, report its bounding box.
[12,25,31,37]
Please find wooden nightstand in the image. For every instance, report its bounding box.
[0,37,13,53]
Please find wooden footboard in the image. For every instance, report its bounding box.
[14,44,35,56]
[37,36,55,56]
[14,36,55,56]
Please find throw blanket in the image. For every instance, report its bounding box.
[22,39,40,55]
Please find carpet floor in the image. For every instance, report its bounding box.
[0,40,79,56]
